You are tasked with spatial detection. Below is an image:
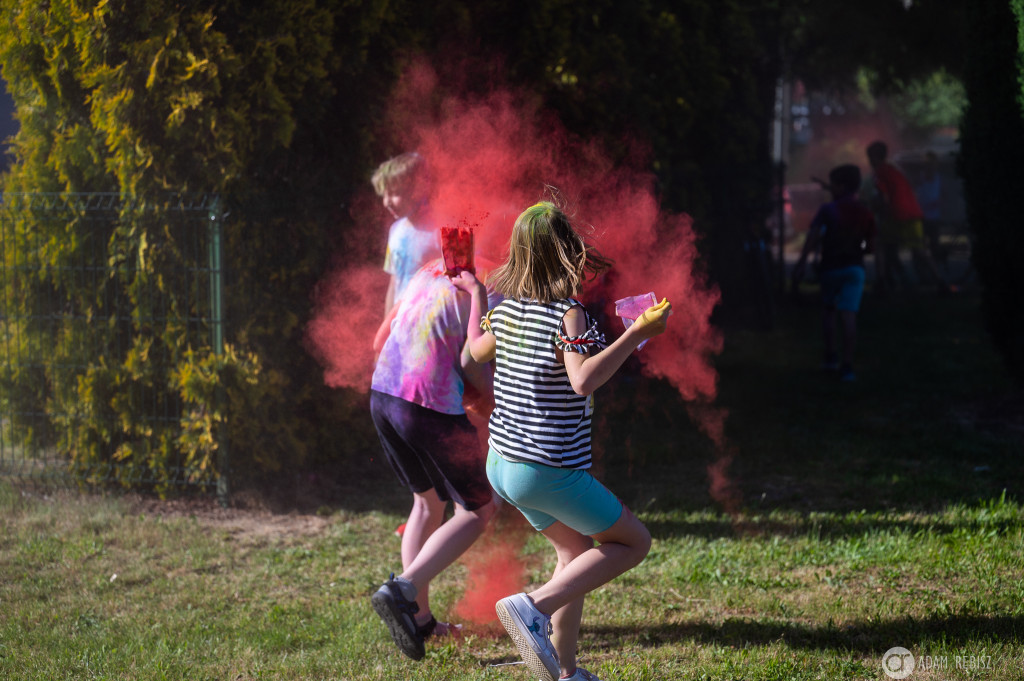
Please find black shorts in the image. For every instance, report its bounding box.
[369,390,492,511]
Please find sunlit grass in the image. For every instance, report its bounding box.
[2,290,1022,680]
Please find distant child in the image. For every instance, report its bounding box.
[791,164,877,382]
[371,152,442,314]
[915,151,945,269]
[865,140,950,294]
[369,258,501,661]
[451,200,672,681]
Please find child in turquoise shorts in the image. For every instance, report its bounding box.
[451,200,672,681]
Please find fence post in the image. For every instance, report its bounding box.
[208,197,229,507]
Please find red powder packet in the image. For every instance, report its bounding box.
[441,225,475,276]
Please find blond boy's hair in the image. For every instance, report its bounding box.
[371,152,428,197]
[489,200,610,303]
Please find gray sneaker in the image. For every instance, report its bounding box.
[564,668,603,681]
[495,593,559,681]
[371,574,424,660]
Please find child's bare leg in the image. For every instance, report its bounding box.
[402,494,497,622]
[912,246,949,290]
[529,507,651,624]
[822,307,837,361]
[400,489,447,617]
[538,522,593,675]
[839,310,857,366]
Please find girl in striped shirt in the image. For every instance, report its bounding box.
[451,200,672,681]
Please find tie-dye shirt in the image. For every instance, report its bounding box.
[372,260,499,414]
[383,217,442,304]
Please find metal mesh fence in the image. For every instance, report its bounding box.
[0,193,226,497]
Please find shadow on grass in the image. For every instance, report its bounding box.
[644,512,1024,542]
[589,613,1024,653]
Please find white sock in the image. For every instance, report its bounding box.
[393,575,417,601]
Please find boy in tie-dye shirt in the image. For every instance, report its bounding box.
[371,152,442,314]
[368,258,502,661]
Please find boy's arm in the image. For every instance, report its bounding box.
[561,300,670,396]
[450,271,496,362]
[384,276,397,317]
[373,304,399,354]
[792,212,824,284]
[460,341,495,412]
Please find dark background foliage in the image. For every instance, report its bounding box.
[959,1,1024,389]
[0,0,1018,493]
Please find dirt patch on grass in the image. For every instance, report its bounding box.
[126,491,331,542]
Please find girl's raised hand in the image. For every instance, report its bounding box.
[631,298,672,339]
[448,269,483,292]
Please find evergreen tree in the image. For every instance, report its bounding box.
[0,0,390,491]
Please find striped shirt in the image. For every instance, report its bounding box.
[485,298,604,469]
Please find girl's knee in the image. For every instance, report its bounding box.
[597,509,650,564]
[618,527,651,571]
[632,524,652,562]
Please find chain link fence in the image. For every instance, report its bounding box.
[0,193,227,500]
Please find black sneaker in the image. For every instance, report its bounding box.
[371,574,425,660]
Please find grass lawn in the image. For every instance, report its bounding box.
[2,289,1022,680]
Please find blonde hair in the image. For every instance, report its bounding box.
[489,200,611,303]
[371,152,428,197]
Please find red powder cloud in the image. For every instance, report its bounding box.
[308,58,722,404]
[453,523,530,627]
[305,263,387,393]
[306,57,737,514]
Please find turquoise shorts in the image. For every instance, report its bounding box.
[820,265,866,312]
[486,448,623,535]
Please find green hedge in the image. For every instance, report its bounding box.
[0,1,778,492]
[0,2,384,493]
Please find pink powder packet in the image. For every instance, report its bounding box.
[614,292,658,350]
